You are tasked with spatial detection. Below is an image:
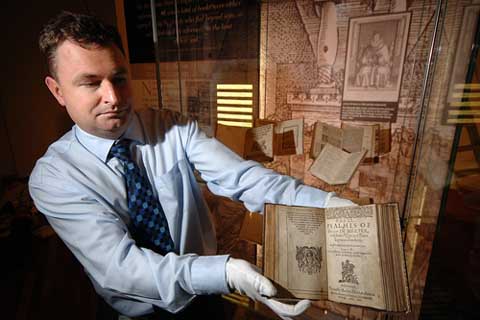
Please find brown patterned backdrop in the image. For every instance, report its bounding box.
[259,0,473,319]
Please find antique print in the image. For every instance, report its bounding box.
[339,259,359,285]
[295,0,338,88]
[184,80,213,136]
[296,246,322,275]
[289,0,341,106]
[343,12,410,102]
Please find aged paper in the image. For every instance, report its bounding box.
[264,203,410,312]
[215,120,302,161]
[273,205,328,300]
[274,130,297,156]
[325,205,385,309]
[245,124,275,162]
[312,122,390,161]
[342,124,377,158]
[254,124,274,157]
[310,122,343,158]
[275,118,304,155]
[309,144,366,185]
[342,13,411,120]
[342,126,365,154]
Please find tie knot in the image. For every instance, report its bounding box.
[109,139,132,162]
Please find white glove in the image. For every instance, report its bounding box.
[325,192,358,208]
[226,257,311,319]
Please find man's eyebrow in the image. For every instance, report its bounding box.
[72,68,128,84]
[112,67,128,76]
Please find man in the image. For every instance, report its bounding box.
[29,11,354,319]
[356,31,391,89]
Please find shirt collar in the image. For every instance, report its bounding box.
[75,112,145,163]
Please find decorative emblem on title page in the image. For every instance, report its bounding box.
[339,259,359,284]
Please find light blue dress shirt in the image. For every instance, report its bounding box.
[28,108,331,316]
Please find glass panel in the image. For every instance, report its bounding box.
[150,0,261,135]
[419,2,480,318]
[120,1,480,318]
[408,1,480,319]
[122,0,260,135]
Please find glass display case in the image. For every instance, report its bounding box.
[117,1,480,318]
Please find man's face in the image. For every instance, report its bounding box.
[45,40,133,139]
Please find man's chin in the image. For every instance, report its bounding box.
[101,117,132,138]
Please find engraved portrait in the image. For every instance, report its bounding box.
[343,12,411,103]
[296,246,322,275]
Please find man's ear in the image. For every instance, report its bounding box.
[45,76,66,106]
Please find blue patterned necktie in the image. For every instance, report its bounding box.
[109,139,174,254]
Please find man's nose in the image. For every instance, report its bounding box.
[102,81,120,106]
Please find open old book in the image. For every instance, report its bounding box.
[310,121,390,163]
[263,203,410,313]
[215,119,303,161]
[309,143,366,185]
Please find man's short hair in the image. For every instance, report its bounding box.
[39,11,125,77]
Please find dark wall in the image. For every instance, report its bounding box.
[0,0,117,178]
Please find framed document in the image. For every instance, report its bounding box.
[341,12,411,122]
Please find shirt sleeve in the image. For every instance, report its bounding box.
[28,162,230,317]
[181,120,331,212]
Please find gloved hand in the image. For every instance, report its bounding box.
[325,192,358,207]
[226,257,311,319]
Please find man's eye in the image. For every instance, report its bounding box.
[83,82,100,87]
[113,77,127,85]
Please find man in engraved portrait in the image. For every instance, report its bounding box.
[356,31,392,89]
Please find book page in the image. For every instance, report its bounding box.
[309,144,366,185]
[377,204,411,312]
[311,122,343,158]
[252,124,274,157]
[275,118,304,155]
[362,125,377,158]
[351,125,376,159]
[272,205,328,300]
[343,124,376,158]
[342,126,365,154]
[325,205,385,309]
[245,124,274,160]
[274,130,297,156]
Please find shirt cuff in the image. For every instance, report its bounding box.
[324,191,336,206]
[191,255,230,295]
